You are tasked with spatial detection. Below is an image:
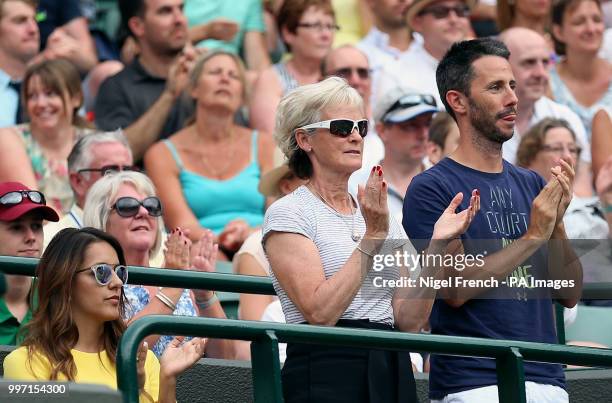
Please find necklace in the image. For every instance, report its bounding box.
[198,129,236,179]
[308,184,361,242]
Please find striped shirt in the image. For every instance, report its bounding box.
[262,185,412,326]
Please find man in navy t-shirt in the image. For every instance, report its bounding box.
[403,39,582,402]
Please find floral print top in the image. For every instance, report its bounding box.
[123,285,198,357]
[16,124,90,215]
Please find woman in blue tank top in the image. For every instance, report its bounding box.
[145,51,274,257]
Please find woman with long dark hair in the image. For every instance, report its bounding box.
[3,227,205,402]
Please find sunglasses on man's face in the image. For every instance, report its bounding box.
[78,165,139,176]
[298,119,369,138]
[76,264,128,286]
[419,4,471,19]
[0,190,46,206]
[332,67,371,80]
[112,196,163,218]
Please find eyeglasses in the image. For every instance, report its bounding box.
[77,165,139,176]
[419,4,471,19]
[296,22,340,32]
[331,67,371,80]
[298,119,369,138]
[541,144,582,156]
[76,264,128,286]
[383,94,437,119]
[111,196,163,218]
[0,190,46,206]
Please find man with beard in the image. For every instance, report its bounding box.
[94,0,196,160]
[403,39,581,402]
[357,0,414,109]
[500,27,593,197]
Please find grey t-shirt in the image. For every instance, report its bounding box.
[262,185,413,326]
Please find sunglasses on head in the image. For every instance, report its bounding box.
[112,196,163,218]
[419,4,471,19]
[298,119,369,138]
[78,165,139,176]
[0,190,46,206]
[76,264,128,286]
[383,94,437,119]
[332,67,371,80]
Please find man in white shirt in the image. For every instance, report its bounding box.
[43,131,135,247]
[323,45,384,168]
[357,0,415,109]
[349,86,438,223]
[500,27,593,196]
[378,0,474,108]
[0,0,39,127]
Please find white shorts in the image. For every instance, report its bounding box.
[431,381,568,403]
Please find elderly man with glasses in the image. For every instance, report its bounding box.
[43,131,136,249]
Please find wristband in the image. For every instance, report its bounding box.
[605,204,612,214]
[156,287,177,311]
[196,292,219,310]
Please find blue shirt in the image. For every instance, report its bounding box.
[403,158,565,399]
[0,69,19,128]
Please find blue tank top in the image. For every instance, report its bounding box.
[163,131,265,234]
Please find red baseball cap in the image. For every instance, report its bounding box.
[0,182,60,222]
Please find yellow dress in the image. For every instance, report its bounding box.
[3,346,160,402]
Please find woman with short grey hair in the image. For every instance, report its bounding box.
[83,171,235,359]
[263,77,479,402]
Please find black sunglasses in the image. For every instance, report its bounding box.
[112,196,163,218]
[0,190,46,206]
[332,67,371,80]
[419,4,471,19]
[298,119,369,138]
[76,264,128,286]
[78,165,139,176]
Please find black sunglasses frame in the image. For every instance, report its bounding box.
[77,165,140,176]
[0,190,46,206]
[112,196,163,218]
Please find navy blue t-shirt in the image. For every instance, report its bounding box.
[403,157,565,399]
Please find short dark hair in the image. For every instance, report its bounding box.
[119,0,146,39]
[436,38,511,121]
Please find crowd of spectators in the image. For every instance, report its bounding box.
[0,0,611,401]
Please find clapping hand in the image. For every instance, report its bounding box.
[191,230,218,273]
[160,336,207,378]
[432,190,480,242]
[357,165,389,239]
[163,228,191,270]
[550,157,574,223]
[136,341,149,392]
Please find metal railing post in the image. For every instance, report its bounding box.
[496,347,526,403]
[116,319,152,403]
[251,330,284,403]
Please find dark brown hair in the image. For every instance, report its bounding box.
[22,59,90,128]
[516,118,576,168]
[277,0,335,51]
[428,112,456,149]
[552,0,602,55]
[20,227,127,381]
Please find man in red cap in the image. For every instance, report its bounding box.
[0,181,58,344]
